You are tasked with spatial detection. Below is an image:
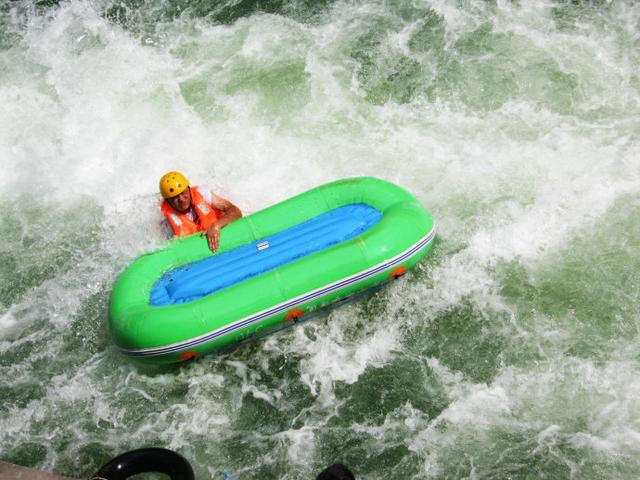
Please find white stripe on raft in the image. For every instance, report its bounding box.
[120,224,437,357]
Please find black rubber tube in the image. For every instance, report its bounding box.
[92,448,195,480]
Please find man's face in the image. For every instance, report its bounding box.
[167,187,191,212]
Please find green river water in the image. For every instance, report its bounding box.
[1,0,639,478]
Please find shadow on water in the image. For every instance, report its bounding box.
[103,0,336,31]
[415,301,508,384]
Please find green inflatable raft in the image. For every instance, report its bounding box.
[109,177,436,364]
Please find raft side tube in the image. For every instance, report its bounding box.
[109,177,435,362]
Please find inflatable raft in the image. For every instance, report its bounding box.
[109,177,436,364]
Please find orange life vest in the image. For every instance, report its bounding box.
[160,186,224,237]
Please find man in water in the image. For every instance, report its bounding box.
[159,171,242,252]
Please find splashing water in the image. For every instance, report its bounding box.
[1,0,640,478]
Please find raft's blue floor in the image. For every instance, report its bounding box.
[150,203,382,306]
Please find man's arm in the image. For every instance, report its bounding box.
[210,193,243,226]
[202,192,243,252]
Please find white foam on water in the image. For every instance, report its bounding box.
[282,426,316,466]
[292,312,401,406]
[0,308,19,332]
[2,0,640,477]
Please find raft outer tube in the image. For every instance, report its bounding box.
[108,177,436,364]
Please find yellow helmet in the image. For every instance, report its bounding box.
[159,171,190,199]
